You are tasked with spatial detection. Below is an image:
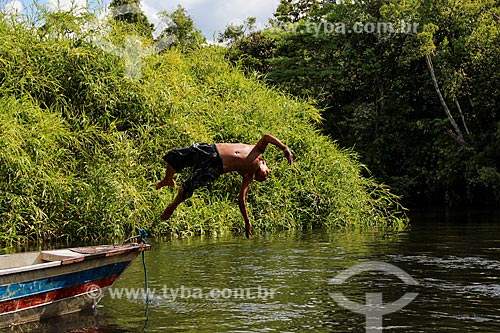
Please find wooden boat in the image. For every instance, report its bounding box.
[0,243,150,328]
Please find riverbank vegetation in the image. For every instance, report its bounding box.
[0,4,407,246]
[224,0,500,206]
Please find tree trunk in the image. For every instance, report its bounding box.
[425,54,468,147]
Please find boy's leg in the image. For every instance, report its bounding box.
[158,144,200,190]
[156,164,176,190]
[159,165,218,220]
[160,186,185,220]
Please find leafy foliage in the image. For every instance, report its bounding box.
[227,0,500,206]
[156,6,205,50]
[0,5,407,246]
[110,0,154,39]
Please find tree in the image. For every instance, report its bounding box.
[156,6,205,50]
[227,0,500,206]
[218,17,256,45]
[110,0,153,39]
[274,0,322,23]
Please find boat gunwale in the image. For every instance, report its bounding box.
[0,243,150,277]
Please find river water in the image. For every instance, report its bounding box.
[20,209,500,332]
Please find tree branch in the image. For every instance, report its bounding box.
[455,99,471,136]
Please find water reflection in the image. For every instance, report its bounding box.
[91,230,409,333]
[9,209,500,332]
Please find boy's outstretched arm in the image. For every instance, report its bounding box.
[238,176,253,238]
[255,134,293,164]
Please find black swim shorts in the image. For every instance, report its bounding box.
[162,143,224,199]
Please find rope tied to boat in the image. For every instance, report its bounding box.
[137,228,149,244]
[121,227,149,245]
[134,228,151,304]
[121,228,151,316]
[118,227,152,327]
[137,227,151,326]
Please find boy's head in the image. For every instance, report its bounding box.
[254,159,269,182]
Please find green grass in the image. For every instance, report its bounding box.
[0,9,407,246]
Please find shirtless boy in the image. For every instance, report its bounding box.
[156,134,293,238]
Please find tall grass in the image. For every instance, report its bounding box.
[0,8,407,246]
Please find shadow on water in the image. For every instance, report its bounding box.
[5,208,500,332]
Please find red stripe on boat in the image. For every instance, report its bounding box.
[0,274,119,314]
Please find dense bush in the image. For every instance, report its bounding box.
[0,10,407,246]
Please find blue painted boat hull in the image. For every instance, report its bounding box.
[0,243,150,328]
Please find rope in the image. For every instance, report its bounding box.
[137,228,149,244]
[121,228,151,327]
[122,228,149,245]
[142,249,150,330]
[134,228,150,304]
[137,228,151,328]
[142,250,149,304]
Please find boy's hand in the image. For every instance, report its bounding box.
[283,147,293,165]
[245,224,252,239]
